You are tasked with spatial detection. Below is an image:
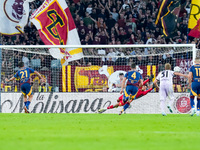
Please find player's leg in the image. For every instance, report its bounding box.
[159,86,167,116]
[98,98,122,113]
[119,86,137,115]
[24,84,33,113]
[23,95,27,104]
[196,85,200,116]
[167,87,175,113]
[190,83,197,116]
[21,84,29,113]
[196,97,200,116]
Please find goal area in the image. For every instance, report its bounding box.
[0,44,197,114]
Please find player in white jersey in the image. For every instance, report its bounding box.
[153,63,188,116]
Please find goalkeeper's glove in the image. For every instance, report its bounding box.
[149,74,154,82]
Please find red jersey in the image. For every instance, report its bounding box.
[118,78,153,102]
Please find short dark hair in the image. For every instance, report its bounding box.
[119,73,124,76]
[18,62,24,68]
[131,63,136,69]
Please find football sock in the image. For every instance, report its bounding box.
[26,101,31,109]
[123,102,130,111]
[190,96,195,108]
[168,98,174,108]
[107,105,114,109]
[197,99,200,111]
[160,100,165,113]
[24,101,27,106]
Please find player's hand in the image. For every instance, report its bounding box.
[120,90,123,94]
[5,78,9,82]
[41,78,45,83]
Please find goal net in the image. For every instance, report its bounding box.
[0,44,196,113]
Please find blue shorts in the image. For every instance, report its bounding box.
[190,82,200,97]
[123,85,138,102]
[21,83,33,96]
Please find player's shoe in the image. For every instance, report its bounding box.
[196,111,199,116]
[119,109,124,115]
[98,109,107,114]
[190,108,196,116]
[167,106,173,113]
[162,112,167,116]
[24,106,30,113]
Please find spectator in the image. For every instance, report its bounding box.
[86,3,93,14]
[83,12,93,26]
[106,5,119,21]
[115,73,124,92]
[107,48,116,62]
[106,14,116,31]
[22,53,29,67]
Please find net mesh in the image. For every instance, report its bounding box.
[1,45,194,93]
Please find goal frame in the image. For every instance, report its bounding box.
[0,44,196,113]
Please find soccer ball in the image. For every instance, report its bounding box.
[174,66,181,72]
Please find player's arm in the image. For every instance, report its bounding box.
[34,71,45,82]
[138,78,148,90]
[174,72,188,78]
[120,77,127,94]
[5,76,15,82]
[140,88,153,97]
[143,79,149,86]
[138,79,143,89]
[153,79,159,90]
[188,71,193,88]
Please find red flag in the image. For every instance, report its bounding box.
[188,18,200,38]
[31,0,83,65]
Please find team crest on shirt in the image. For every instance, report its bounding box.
[173,94,191,114]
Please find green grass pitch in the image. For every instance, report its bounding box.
[0,114,199,150]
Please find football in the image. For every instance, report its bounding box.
[174,66,181,72]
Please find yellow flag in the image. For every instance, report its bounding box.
[188,0,200,29]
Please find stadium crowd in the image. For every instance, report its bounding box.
[0,0,199,48]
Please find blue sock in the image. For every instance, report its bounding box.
[197,100,200,111]
[24,101,27,106]
[26,101,31,109]
[190,96,195,108]
[123,102,130,111]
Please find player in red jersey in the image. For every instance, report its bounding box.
[98,75,155,113]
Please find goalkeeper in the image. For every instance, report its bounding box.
[98,75,155,113]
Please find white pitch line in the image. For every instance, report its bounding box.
[138,131,200,134]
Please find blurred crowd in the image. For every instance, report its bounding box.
[1,0,200,50]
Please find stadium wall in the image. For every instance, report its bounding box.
[1,93,191,114]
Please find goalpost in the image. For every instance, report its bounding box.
[0,44,196,113]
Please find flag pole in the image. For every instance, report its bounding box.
[0,33,2,45]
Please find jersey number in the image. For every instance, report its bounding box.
[161,71,168,78]
[20,70,28,79]
[131,72,136,79]
[195,68,200,76]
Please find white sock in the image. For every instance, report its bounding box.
[168,99,174,107]
[160,100,166,113]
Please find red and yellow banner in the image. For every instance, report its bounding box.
[188,0,200,29]
[31,0,83,65]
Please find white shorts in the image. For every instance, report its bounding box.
[159,84,174,101]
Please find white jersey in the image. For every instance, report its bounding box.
[156,70,174,86]
[156,70,175,103]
